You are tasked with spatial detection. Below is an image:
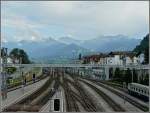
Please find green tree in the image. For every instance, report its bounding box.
[133,69,138,83]
[9,48,30,64]
[140,74,149,85]
[5,67,17,74]
[109,68,113,79]
[133,34,149,64]
[114,68,121,80]
[124,68,132,84]
[79,53,82,60]
[142,74,149,86]
[144,47,149,64]
[139,74,144,84]
[133,34,149,53]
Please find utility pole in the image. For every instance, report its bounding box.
[19,57,24,94]
[123,82,126,104]
[1,47,8,100]
[132,69,134,83]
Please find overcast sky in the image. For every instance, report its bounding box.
[1,1,149,42]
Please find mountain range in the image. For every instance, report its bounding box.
[2,35,141,63]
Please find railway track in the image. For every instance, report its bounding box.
[62,72,100,112]
[61,74,79,112]
[62,76,98,112]
[3,74,60,112]
[79,79,126,112]
[64,85,79,112]
[89,79,149,112]
[70,89,105,112]
[85,78,127,92]
[66,76,100,112]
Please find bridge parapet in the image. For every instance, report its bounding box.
[1,63,150,69]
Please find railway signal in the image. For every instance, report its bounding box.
[32,73,36,83]
[23,75,26,86]
[49,89,63,112]
[54,99,60,111]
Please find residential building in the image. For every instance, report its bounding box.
[137,53,145,64]
[82,51,142,65]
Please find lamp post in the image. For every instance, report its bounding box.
[72,50,75,63]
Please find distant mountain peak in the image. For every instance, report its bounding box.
[58,36,81,45]
[3,34,141,63]
[43,37,54,41]
[59,36,78,41]
[102,34,128,39]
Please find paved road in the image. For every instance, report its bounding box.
[1,77,48,109]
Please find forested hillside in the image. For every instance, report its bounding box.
[133,34,149,64]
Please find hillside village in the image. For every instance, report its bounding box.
[81,51,144,65]
[81,34,149,66]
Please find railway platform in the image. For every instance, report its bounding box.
[1,77,49,110]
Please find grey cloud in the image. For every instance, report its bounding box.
[1,1,149,41]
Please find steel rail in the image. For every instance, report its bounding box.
[90,80,149,112]
[62,77,79,112]
[66,77,99,112]
[80,79,126,112]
